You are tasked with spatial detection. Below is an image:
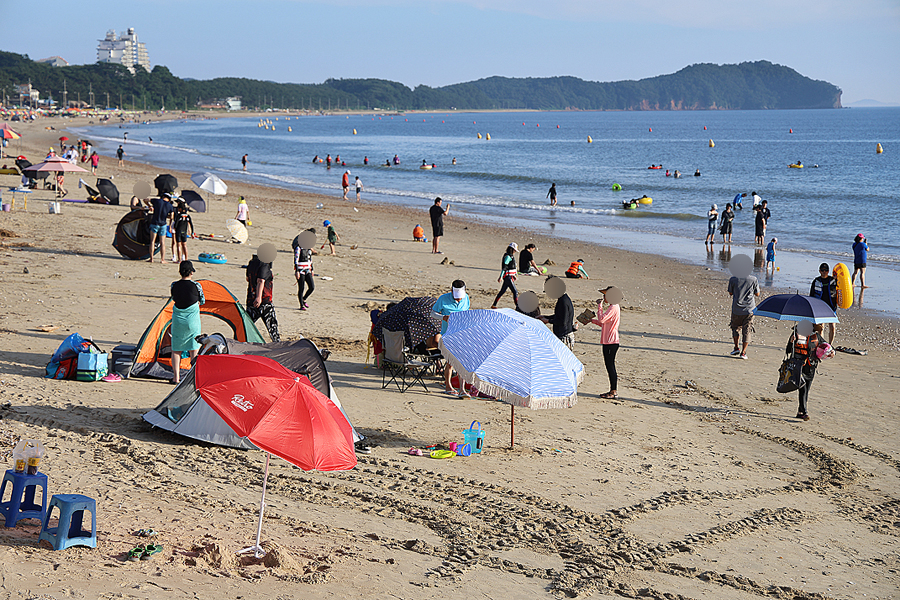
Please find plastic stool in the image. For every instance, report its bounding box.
[39,494,97,550]
[0,469,48,528]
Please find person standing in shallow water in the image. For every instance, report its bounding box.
[719,203,734,244]
[547,182,558,206]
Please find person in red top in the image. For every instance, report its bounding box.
[591,286,622,399]
[341,170,350,200]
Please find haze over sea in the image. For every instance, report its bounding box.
[76,107,900,314]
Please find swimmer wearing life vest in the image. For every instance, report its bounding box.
[565,259,590,279]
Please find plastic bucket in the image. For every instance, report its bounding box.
[1,204,10,212]
[456,442,471,457]
[462,421,484,453]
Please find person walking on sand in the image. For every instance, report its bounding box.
[787,321,824,421]
[235,196,249,226]
[323,220,340,255]
[169,260,204,385]
[116,145,125,166]
[706,204,719,243]
[430,197,449,254]
[491,243,519,309]
[89,151,99,175]
[719,203,734,244]
[341,170,350,200]
[144,194,174,263]
[591,286,622,399]
[810,262,838,344]
[354,176,363,202]
[851,234,869,288]
[294,231,317,311]
[245,244,280,342]
[727,255,760,360]
[547,182,558,207]
[241,154,248,171]
[433,280,471,396]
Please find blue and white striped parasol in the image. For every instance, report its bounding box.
[439,308,584,410]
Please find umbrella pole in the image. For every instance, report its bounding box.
[239,452,270,558]
[510,405,515,448]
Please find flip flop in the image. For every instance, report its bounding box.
[135,528,158,537]
[128,545,147,561]
[140,544,163,560]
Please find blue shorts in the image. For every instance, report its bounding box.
[148,223,167,235]
[766,254,775,262]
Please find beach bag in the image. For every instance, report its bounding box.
[76,349,108,382]
[45,357,78,380]
[776,357,805,393]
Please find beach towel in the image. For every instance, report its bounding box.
[171,303,202,355]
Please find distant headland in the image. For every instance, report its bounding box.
[0,52,840,111]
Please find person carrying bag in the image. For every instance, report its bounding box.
[778,321,829,421]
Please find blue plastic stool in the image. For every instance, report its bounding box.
[0,469,48,528]
[39,494,97,550]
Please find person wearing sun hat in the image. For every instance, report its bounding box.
[851,233,869,289]
[245,243,280,342]
[433,279,471,395]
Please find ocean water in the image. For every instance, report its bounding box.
[74,108,900,314]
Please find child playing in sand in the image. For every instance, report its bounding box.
[766,237,777,272]
[323,220,340,255]
[413,224,426,242]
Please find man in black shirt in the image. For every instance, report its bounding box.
[143,194,174,263]
[429,197,449,254]
[245,243,280,342]
[541,276,576,349]
[518,243,540,275]
[809,262,837,344]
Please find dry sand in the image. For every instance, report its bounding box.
[0,115,897,599]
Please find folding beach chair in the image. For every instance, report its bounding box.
[381,330,430,393]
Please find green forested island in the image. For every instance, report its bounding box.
[0,52,841,112]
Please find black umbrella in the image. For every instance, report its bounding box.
[753,294,839,324]
[96,178,120,205]
[179,189,207,213]
[154,174,178,194]
[85,184,107,204]
[373,296,441,349]
[16,158,49,183]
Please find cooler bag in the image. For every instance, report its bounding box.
[76,351,109,381]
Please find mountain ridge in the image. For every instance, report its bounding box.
[0,53,841,111]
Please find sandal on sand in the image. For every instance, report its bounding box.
[599,391,618,399]
[101,373,122,382]
[408,447,423,456]
[128,546,147,561]
[140,544,163,560]
[136,528,158,538]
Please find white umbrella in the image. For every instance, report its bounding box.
[191,172,228,196]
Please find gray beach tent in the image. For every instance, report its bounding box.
[142,334,362,448]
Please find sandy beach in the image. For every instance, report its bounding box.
[0,114,897,600]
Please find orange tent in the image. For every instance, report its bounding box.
[130,280,264,379]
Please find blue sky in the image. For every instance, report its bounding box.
[5,0,900,103]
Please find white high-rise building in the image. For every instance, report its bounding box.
[97,28,150,73]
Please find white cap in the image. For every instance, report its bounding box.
[452,286,466,299]
[712,204,718,209]
[508,242,518,251]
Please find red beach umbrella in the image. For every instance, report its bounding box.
[193,354,357,556]
[58,136,69,141]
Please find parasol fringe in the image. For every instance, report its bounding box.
[443,353,579,410]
